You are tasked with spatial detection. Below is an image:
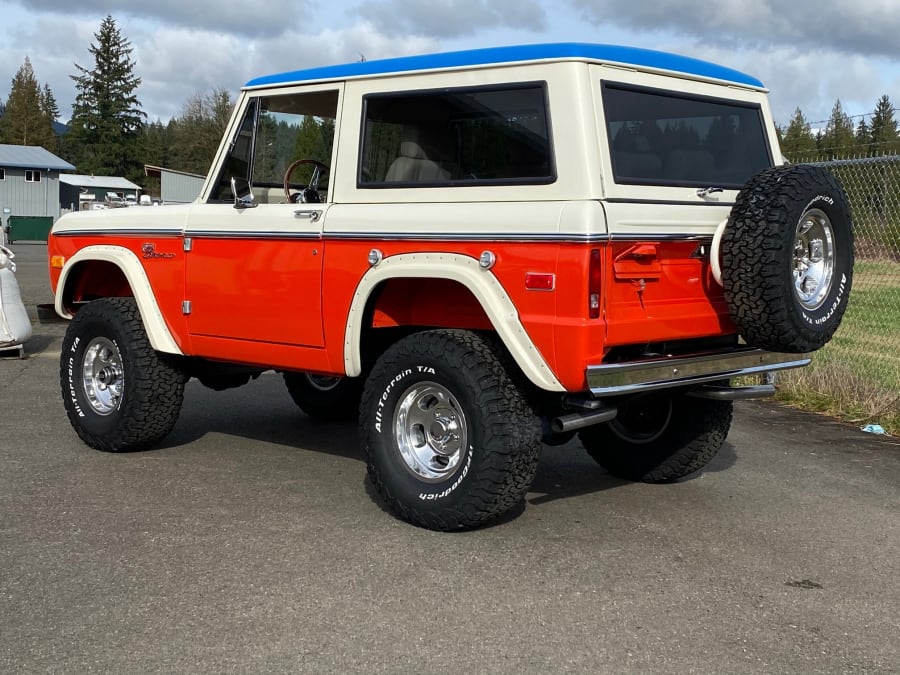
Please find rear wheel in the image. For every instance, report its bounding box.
[579,393,732,482]
[360,330,542,530]
[60,297,187,452]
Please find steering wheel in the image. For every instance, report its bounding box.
[284,159,329,204]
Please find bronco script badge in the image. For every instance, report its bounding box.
[141,243,175,259]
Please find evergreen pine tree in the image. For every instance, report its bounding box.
[40,83,61,152]
[0,56,55,148]
[66,15,146,180]
[855,117,871,150]
[818,100,855,159]
[779,108,817,160]
[41,84,60,125]
[868,94,899,154]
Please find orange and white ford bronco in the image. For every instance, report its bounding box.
[48,43,853,530]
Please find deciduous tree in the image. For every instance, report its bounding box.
[166,88,235,175]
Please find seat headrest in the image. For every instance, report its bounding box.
[399,141,429,159]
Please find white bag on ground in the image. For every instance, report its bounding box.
[0,245,32,348]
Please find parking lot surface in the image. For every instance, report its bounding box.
[2,243,899,673]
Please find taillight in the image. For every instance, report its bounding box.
[588,248,601,319]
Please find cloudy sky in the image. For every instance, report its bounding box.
[2,0,899,129]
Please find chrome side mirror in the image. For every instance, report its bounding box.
[231,177,257,209]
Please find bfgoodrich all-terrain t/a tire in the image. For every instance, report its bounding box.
[722,164,854,353]
[60,297,187,452]
[579,393,733,483]
[360,330,542,531]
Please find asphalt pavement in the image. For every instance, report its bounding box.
[2,242,898,673]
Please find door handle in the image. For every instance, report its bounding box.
[294,210,321,222]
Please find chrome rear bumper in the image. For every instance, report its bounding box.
[586,348,810,396]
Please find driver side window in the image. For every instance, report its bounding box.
[212,89,339,203]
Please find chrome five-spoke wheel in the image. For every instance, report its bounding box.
[793,208,836,311]
[82,337,124,415]
[394,382,468,482]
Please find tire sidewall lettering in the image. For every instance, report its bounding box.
[65,335,85,418]
[800,272,848,326]
[64,323,125,430]
[373,364,437,433]
[418,447,473,501]
[794,191,851,328]
[373,367,413,433]
[371,360,475,504]
[803,194,834,212]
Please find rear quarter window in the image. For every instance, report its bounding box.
[602,82,772,188]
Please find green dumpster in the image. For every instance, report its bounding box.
[8,216,53,243]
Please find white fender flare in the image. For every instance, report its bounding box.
[344,252,564,392]
[55,245,183,354]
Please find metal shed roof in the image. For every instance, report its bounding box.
[0,144,75,171]
[245,42,765,90]
[60,174,140,190]
[144,164,206,180]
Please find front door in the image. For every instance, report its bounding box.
[183,202,327,348]
[183,85,342,350]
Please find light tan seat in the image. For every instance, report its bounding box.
[385,128,451,183]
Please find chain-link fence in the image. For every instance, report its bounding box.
[779,154,900,433]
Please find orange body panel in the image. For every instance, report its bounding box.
[48,233,191,352]
[50,230,735,393]
[318,240,573,383]
[370,278,494,330]
[184,237,324,347]
[603,241,735,347]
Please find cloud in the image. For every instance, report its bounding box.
[1,8,437,122]
[564,1,900,124]
[133,23,437,121]
[683,43,884,126]
[353,0,546,37]
[2,0,897,131]
[569,0,900,58]
[7,0,300,38]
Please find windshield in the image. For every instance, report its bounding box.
[602,83,772,188]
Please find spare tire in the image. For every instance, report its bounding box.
[721,164,853,353]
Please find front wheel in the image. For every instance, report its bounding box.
[579,394,732,483]
[283,372,363,422]
[360,330,542,531]
[60,297,187,452]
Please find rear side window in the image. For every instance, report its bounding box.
[602,83,772,188]
[360,83,555,187]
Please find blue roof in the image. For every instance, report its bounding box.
[245,43,764,90]
[0,144,75,171]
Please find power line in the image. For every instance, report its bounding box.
[803,106,900,128]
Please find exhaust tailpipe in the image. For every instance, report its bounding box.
[551,406,617,433]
